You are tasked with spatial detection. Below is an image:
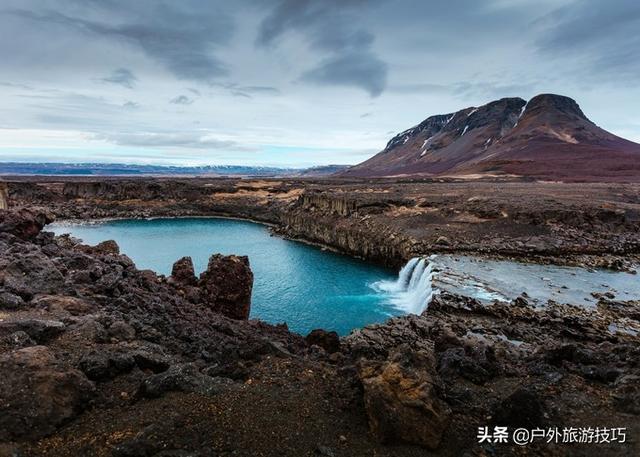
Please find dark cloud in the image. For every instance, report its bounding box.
[534,0,640,84]
[101,68,137,88]
[8,1,234,83]
[169,95,194,105]
[301,52,387,97]
[257,0,388,97]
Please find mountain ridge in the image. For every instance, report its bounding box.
[341,94,640,181]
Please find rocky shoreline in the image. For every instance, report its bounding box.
[5,177,640,270]
[1,178,639,456]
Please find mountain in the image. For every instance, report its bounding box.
[341,94,640,181]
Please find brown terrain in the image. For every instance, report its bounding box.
[0,177,639,456]
[341,94,640,181]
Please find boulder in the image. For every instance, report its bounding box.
[78,350,136,381]
[1,253,64,299]
[492,387,546,428]
[32,294,96,316]
[0,291,25,310]
[94,239,120,255]
[198,254,253,320]
[0,208,53,240]
[358,345,450,449]
[0,318,65,343]
[306,329,340,353]
[170,256,197,286]
[139,363,232,398]
[0,346,94,440]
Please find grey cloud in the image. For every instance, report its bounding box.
[257,0,388,96]
[170,95,194,105]
[301,52,387,97]
[122,101,139,109]
[101,68,137,88]
[534,0,640,84]
[8,1,234,83]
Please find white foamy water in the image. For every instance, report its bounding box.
[372,256,436,314]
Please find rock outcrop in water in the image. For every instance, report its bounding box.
[199,254,253,320]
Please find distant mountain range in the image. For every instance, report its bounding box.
[340,94,640,181]
[0,162,350,177]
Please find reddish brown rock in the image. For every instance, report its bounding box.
[358,345,450,449]
[198,254,253,320]
[94,239,120,255]
[306,329,340,353]
[0,208,53,240]
[170,256,197,286]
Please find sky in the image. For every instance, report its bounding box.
[0,0,639,167]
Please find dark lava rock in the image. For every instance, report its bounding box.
[170,256,197,286]
[198,254,253,320]
[132,347,171,373]
[0,330,36,349]
[1,252,65,299]
[0,291,25,310]
[0,208,53,240]
[139,363,232,398]
[107,320,137,341]
[306,329,341,353]
[79,350,136,381]
[94,239,120,255]
[0,319,65,344]
[492,387,546,428]
[437,345,499,385]
[0,346,94,440]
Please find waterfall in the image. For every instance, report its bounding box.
[373,256,436,315]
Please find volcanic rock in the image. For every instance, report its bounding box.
[0,346,94,440]
[0,291,25,310]
[0,208,52,240]
[198,254,253,320]
[170,256,198,286]
[358,345,450,449]
[139,363,232,398]
[306,329,341,353]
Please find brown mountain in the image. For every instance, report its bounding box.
[341,94,640,181]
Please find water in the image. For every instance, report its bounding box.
[49,218,406,336]
[48,218,639,336]
[431,255,640,306]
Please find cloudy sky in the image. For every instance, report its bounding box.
[1,0,639,167]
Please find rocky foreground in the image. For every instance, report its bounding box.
[0,207,639,456]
